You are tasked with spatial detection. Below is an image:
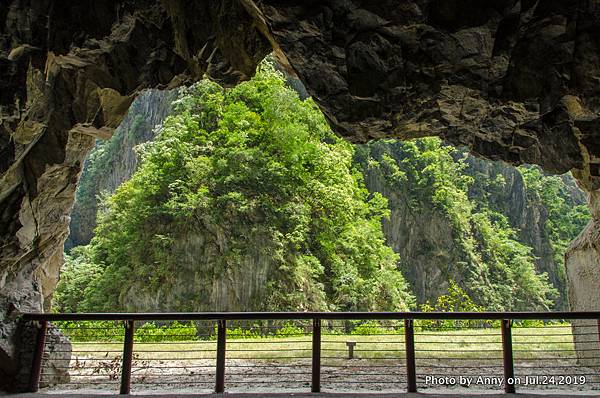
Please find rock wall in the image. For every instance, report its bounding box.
[66,89,176,249]
[465,157,586,309]
[361,145,585,308]
[120,229,275,313]
[566,190,600,367]
[362,165,465,303]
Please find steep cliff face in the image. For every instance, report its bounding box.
[360,142,586,309]
[362,165,463,303]
[465,157,586,309]
[66,89,176,249]
[119,227,276,313]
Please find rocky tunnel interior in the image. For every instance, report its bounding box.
[1,0,600,390]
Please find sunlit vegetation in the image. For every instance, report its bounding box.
[57,63,413,313]
[56,60,588,315]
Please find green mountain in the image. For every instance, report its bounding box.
[56,64,589,313]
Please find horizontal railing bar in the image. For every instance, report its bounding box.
[224,381,312,384]
[21,310,600,321]
[514,366,598,370]
[130,341,216,344]
[417,365,504,368]
[129,381,213,385]
[49,382,120,385]
[321,364,405,368]
[227,340,313,344]
[226,365,311,368]
[225,372,313,375]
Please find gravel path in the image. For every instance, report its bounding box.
[39,356,600,395]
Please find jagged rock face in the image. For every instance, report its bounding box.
[1,0,600,390]
[362,148,585,309]
[259,0,600,190]
[361,165,464,303]
[0,0,269,388]
[121,229,275,313]
[464,157,584,310]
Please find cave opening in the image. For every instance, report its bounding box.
[2,0,600,393]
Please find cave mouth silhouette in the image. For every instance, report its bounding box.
[1,0,600,391]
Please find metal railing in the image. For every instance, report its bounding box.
[22,311,600,394]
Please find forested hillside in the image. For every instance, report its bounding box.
[57,65,412,313]
[357,140,587,310]
[58,64,589,313]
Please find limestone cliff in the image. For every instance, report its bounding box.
[360,142,586,309]
[119,227,276,313]
[65,89,176,249]
[465,157,586,309]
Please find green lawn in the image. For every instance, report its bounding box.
[68,324,577,363]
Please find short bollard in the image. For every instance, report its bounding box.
[346,341,356,359]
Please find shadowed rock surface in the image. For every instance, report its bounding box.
[1,0,600,390]
[0,1,270,389]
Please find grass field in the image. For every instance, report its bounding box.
[68,324,576,362]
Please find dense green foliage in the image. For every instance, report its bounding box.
[57,64,413,313]
[58,62,589,316]
[519,167,590,286]
[355,139,558,311]
[53,246,103,313]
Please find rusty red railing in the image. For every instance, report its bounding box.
[22,311,600,394]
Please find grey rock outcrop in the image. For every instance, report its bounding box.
[120,228,275,313]
[66,88,176,249]
[465,157,585,309]
[362,164,465,303]
[361,145,585,309]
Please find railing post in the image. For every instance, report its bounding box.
[311,317,321,393]
[28,320,48,392]
[501,319,515,394]
[215,319,226,393]
[120,320,134,394]
[404,318,417,393]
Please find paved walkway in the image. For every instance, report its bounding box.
[6,392,600,397]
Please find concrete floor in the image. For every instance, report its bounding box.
[6,392,600,398]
